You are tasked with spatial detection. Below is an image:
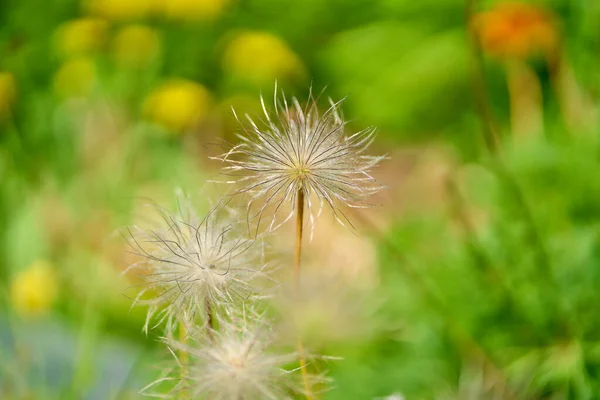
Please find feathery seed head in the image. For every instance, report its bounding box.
[124,199,267,333]
[218,87,384,231]
[150,311,307,400]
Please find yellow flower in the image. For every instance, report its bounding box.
[144,79,211,133]
[85,0,152,20]
[112,24,160,67]
[223,31,305,85]
[53,57,96,98]
[55,17,109,57]
[155,0,229,21]
[0,72,16,118]
[10,260,59,317]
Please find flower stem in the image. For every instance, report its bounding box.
[294,189,305,285]
[465,0,500,154]
[294,188,313,400]
[179,320,188,394]
[179,322,188,362]
[506,60,544,139]
[205,296,215,342]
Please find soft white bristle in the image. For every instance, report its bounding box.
[124,199,269,334]
[216,88,384,233]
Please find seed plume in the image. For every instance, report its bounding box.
[124,199,267,333]
[217,87,384,232]
[145,310,311,400]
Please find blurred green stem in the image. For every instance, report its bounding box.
[465,0,500,154]
[69,294,100,398]
[464,0,566,333]
[505,61,544,139]
[354,210,517,400]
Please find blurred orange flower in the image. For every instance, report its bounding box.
[55,17,109,57]
[472,2,558,59]
[144,79,211,133]
[11,260,59,317]
[0,72,16,118]
[112,24,160,67]
[223,31,305,86]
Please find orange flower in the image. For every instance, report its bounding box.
[472,2,558,59]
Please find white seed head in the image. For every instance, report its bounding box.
[124,199,268,333]
[217,87,384,232]
[149,311,309,400]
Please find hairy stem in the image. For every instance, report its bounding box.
[294,188,313,400]
[179,320,188,392]
[180,299,215,395]
[205,296,215,342]
[294,189,305,285]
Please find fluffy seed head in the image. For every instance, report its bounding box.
[217,87,384,232]
[124,199,267,333]
[146,311,309,400]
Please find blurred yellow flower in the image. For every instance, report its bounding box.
[144,79,211,133]
[10,260,59,317]
[155,0,229,21]
[223,31,305,85]
[0,72,16,118]
[55,17,109,57]
[112,24,160,67]
[53,57,96,98]
[472,2,558,60]
[86,0,152,20]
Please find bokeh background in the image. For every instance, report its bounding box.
[1,0,600,398]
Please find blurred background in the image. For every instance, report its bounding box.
[1,0,600,398]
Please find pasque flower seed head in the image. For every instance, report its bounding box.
[145,310,311,400]
[217,86,384,232]
[124,199,267,333]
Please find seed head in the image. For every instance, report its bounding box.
[217,87,384,232]
[124,198,267,333]
[146,310,310,400]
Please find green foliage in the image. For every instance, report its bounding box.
[329,137,600,399]
[1,0,599,397]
